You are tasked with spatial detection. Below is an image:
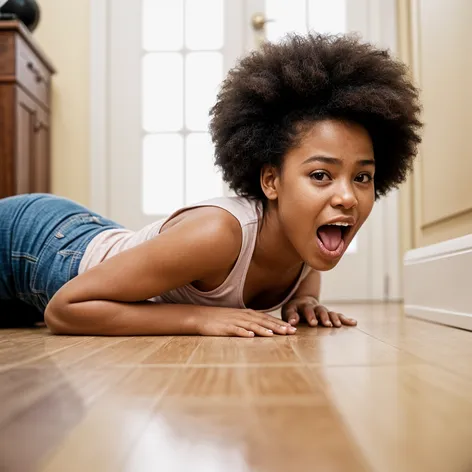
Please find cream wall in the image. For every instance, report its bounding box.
[397,0,472,250]
[34,0,90,206]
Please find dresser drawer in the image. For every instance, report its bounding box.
[16,35,51,109]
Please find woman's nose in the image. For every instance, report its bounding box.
[330,183,358,209]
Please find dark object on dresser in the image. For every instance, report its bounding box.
[0,0,41,32]
[0,20,55,198]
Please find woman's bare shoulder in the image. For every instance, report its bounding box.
[161,205,242,240]
[164,205,243,268]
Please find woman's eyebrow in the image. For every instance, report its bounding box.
[302,156,375,166]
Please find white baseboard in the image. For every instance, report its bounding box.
[403,233,472,331]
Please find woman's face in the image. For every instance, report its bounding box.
[265,119,376,271]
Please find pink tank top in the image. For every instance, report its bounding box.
[79,196,311,311]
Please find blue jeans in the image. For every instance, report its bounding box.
[0,194,122,316]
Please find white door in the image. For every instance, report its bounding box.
[98,0,398,302]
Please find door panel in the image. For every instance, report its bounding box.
[398,0,472,249]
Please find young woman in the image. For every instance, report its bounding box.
[0,33,422,336]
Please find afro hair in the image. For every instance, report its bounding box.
[209,33,423,200]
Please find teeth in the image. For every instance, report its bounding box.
[328,222,351,227]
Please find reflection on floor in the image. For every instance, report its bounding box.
[1,303,472,472]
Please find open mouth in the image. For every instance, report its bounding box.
[316,223,352,258]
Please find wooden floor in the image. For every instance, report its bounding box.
[1,303,472,472]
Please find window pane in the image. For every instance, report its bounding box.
[308,0,346,34]
[142,134,184,214]
[185,52,223,131]
[265,0,307,43]
[186,133,224,204]
[142,53,183,132]
[185,0,224,50]
[142,0,183,51]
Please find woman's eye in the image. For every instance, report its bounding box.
[355,173,373,183]
[310,171,330,181]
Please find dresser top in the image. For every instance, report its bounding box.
[0,20,55,73]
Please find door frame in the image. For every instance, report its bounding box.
[89,0,109,218]
[89,0,402,301]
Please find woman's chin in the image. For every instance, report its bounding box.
[310,258,340,271]
[302,237,351,270]
[305,252,342,271]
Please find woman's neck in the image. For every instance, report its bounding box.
[253,200,304,274]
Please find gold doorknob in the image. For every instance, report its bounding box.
[251,12,274,31]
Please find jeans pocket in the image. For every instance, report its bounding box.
[52,213,107,240]
[31,213,107,302]
[56,249,84,281]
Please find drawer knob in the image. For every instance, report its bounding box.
[33,120,44,133]
[27,61,44,83]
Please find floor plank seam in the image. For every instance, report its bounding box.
[0,361,432,370]
[354,326,425,357]
[182,337,204,366]
[114,367,189,472]
[0,338,87,373]
[354,326,472,376]
[306,367,375,472]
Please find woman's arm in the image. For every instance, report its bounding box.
[292,268,321,301]
[45,208,294,336]
[45,299,293,336]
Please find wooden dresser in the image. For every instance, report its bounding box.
[0,20,55,198]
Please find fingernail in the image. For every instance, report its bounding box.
[289,326,297,332]
[327,322,332,327]
[266,329,273,334]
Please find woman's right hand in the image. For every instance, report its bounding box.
[194,307,297,337]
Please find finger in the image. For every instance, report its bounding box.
[339,314,358,326]
[300,304,317,326]
[230,326,255,338]
[284,308,300,326]
[239,321,274,337]
[329,311,342,327]
[259,312,293,328]
[264,320,294,334]
[250,312,297,334]
[315,306,332,327]
[258,318,296,335]
[240,312,289,335]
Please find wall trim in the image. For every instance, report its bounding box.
[405,306,472,331]
[404,233,472,331]
[369,0,402,300]
[422,206,472,230]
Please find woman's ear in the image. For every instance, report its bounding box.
[260,165,279,201]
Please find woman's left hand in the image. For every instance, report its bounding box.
[281,296,357,328]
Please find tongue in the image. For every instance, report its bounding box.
[317,226,343,251]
